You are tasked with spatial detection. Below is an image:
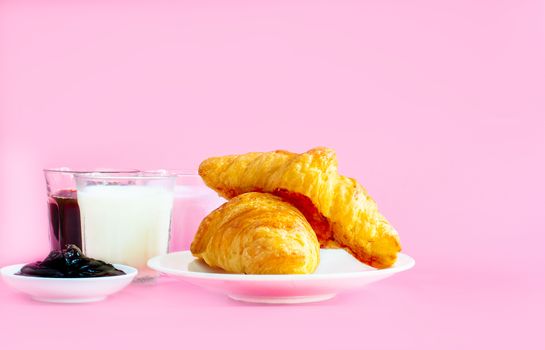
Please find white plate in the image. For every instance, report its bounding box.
[0,264,137,303]
[148,249,415,304]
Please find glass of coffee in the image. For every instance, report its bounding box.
[44,168,139,251]
[75,173,176,281]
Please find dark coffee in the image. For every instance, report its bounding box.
[48,189,82,250]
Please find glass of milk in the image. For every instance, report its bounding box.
[144,170,225,252]
[75,173,176,281]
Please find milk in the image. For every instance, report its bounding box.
[77,185,174,279]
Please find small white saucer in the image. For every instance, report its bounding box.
[148,249,415,304]
[0,264,137,303]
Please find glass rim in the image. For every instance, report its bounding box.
[143,169,198,176]
[74,173,177,181]
[44,167,140,174]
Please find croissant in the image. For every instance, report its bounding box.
[190,192,320,274]
[199,147,401,268]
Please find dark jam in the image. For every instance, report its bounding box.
[48,190,82,250]
[18,245,126,278]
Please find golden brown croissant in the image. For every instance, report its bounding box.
[199,147,401,268]
[190,192,320,274]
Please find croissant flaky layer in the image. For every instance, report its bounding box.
[199,147,401,268]
[190,192,320,274]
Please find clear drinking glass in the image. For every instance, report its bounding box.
[75,173,176,281]
[171,172,225,252]
[44,168,138,251]
[145,170,225,252]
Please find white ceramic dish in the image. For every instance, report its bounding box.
[0,264,137,303]
[148,249,415,304]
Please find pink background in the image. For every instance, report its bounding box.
[1,1,544,349]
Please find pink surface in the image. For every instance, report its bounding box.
[0,1,544,349]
